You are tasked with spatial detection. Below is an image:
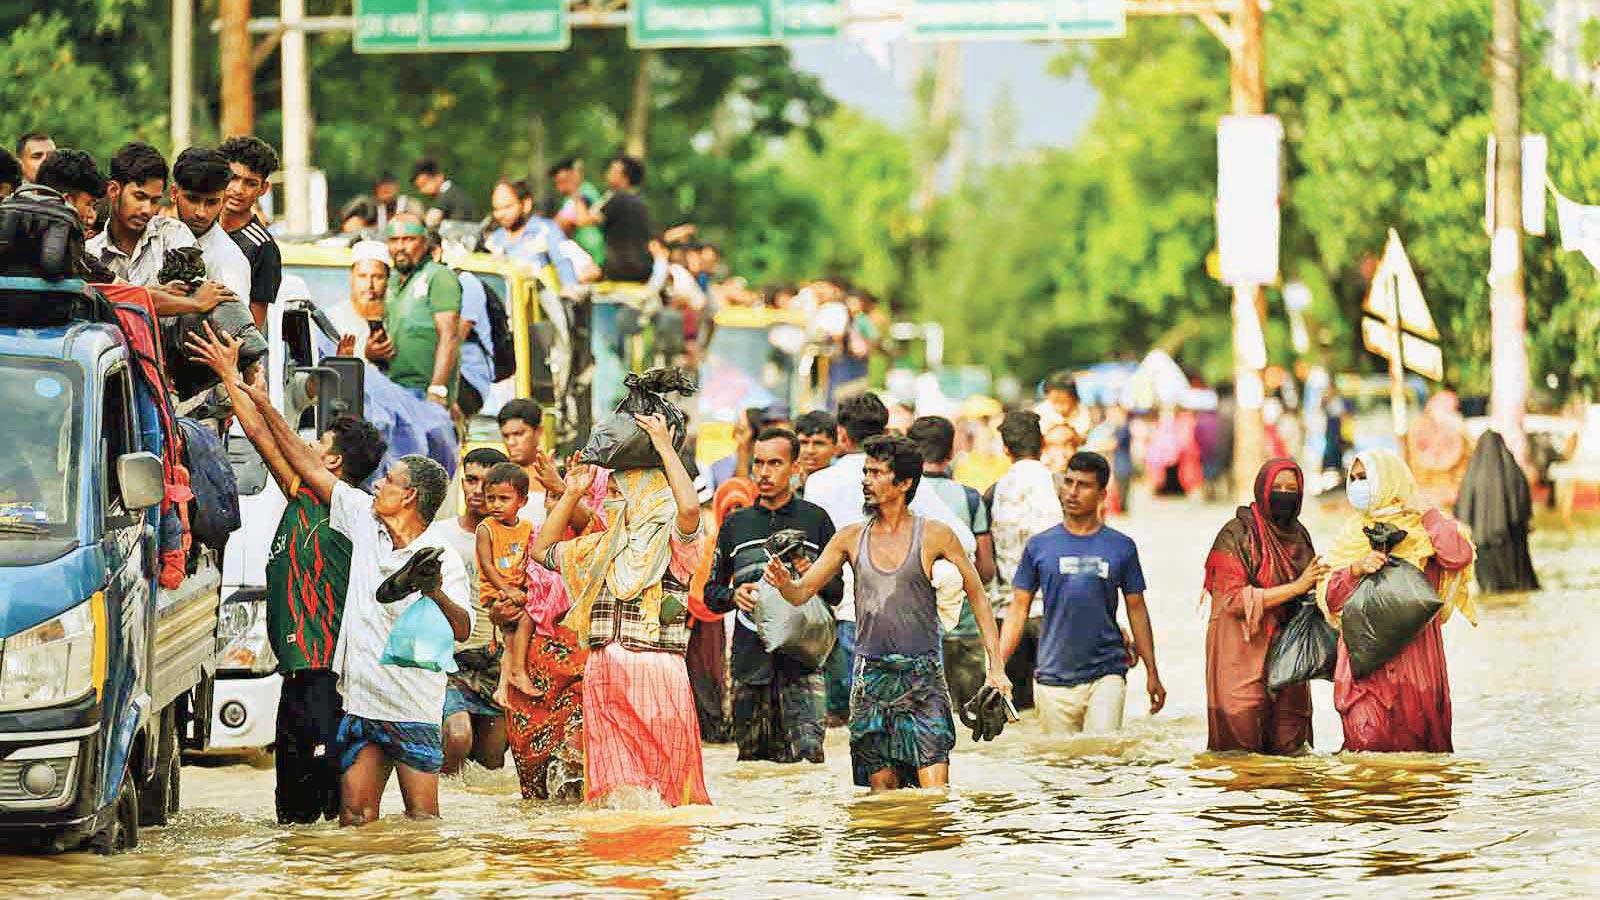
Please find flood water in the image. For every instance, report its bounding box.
[7,500,1598,898]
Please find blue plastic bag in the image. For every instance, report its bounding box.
[379,599,458,674]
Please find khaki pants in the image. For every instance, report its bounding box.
[1035,674,1126,735]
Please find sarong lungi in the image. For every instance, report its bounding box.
[849,652,956,787]
[583,642,711,806]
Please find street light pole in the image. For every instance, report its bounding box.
[1228,0,1267,499]
[1490,0,1529,462]
[170,0,193,156]
[281,0,312,234]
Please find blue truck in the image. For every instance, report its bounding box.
[0,276,222,853]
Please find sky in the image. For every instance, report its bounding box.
[790,38,1099,160]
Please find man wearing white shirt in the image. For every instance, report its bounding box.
[170,147,252,300]
[804,393,975,724]
[240,376,473,826]
[986,410,1064,710]
[86,142,198,287]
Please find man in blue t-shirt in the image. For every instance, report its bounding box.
[1002,452,1166,734]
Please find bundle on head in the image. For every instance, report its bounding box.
[578,366,698,470]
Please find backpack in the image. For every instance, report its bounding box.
[0,186,85,280]
[176,417,241,553]
[458,269,516,382]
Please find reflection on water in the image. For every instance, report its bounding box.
[6,502,1598,898]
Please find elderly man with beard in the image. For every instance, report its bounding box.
[368,213,461,406]
[326,240,393,360]
[703,428,842,764]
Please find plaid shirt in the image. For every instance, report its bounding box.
[546,524,701,654]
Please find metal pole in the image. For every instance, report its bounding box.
[170,0,193,156]
[281,0,311,233]
[1490,0,1529,462]
[1228,0,1267,499]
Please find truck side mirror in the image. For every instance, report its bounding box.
[315,356,364,428]
[117,451,165,509]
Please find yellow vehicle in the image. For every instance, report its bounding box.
[695,305,820,467]
[278,242,564,443]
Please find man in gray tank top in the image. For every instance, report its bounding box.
[767,435,1012,791]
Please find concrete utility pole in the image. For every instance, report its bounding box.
[1490,0,1530,462]
[1228,0,1268,499]
[282,0,312,233]
[220,0,255,137]
[170,0,193,156]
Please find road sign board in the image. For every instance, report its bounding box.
[1362,229,1439,340]
[355,0,570,54]
[1362,316,1445,382]
[908,0,1124,41]
[629,0,841,47]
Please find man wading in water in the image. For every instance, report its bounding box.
[767,435,1011,791]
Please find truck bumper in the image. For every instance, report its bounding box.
[0,716,108,850]
[203,672,281,752]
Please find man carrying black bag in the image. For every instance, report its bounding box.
[703,428,842,764]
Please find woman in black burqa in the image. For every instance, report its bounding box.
[1454,431,1539,593]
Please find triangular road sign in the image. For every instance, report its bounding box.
[1362,229,1440,341]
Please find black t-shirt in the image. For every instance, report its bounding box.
[433,181,478,223]
[229,217,282,307]
[598,190,653,283]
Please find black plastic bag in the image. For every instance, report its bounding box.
[577,367,697,470]
[1340,522,1445,678]
[1265,596,1337,691]
[748,529,835,668]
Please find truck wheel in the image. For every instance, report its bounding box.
[91,773,140,854]
[140,706,179,826]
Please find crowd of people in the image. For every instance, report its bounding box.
[0,132,1493,829]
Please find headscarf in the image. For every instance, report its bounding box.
[1316,449,1476,626]
[1408,391,1468,474]
[558,468,676,645]
[1202,458,1316,640]
[687,478,757,623]
[1454,430,1531,546]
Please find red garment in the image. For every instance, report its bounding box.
[583,643,711,806]
[1202,459,1316,753]
[504,624,588,800]
[1323,509,1475,752]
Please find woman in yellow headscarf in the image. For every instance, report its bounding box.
[1317,449,1476,752]
[530,413,710,806]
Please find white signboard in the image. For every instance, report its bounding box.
[1216,115,1282,287]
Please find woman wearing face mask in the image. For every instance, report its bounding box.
[1317,450,1476,752]
[1202,459,1330,753]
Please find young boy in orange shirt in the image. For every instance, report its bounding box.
[476,463,535,705]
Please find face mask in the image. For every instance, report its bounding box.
[1347,478,1373,513]
[1267,490,1302,525]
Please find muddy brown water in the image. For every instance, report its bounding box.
[6,501,1597,898]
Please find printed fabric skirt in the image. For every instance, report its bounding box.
[504,625,587,801]
[583,642,711,807]
[849,652,956,787]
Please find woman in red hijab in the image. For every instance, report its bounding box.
[1201,459,1330,753]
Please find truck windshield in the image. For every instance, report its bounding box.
[0,357,80,547]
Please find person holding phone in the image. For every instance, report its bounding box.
[325,239,391,362]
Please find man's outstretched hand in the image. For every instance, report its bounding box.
[183,322,242,381]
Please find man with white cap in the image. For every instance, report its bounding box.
[326,239,392,361]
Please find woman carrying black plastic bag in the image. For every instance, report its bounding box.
[1200,459,1329,754]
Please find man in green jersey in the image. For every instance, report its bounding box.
[187,325,387,824]
[366,213,461,406]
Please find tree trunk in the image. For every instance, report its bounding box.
[624,51,655,158]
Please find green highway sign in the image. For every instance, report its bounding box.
[355,0,570,54]
[908,0,1125,41]
[629,0,841,48]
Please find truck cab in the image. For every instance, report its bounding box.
[0,277,221,853]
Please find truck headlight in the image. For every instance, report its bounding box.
[217,596,277,675]
[0,602,95,712]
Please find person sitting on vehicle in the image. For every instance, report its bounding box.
[485,178,578,290]
[32,148,104,234]
[184,324,387,824]
[411,158,477,227]
[233,369,472,824]
[170,147,252,301]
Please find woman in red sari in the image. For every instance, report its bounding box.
[1202,459,1329,753]
[1317,450,1477,752]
